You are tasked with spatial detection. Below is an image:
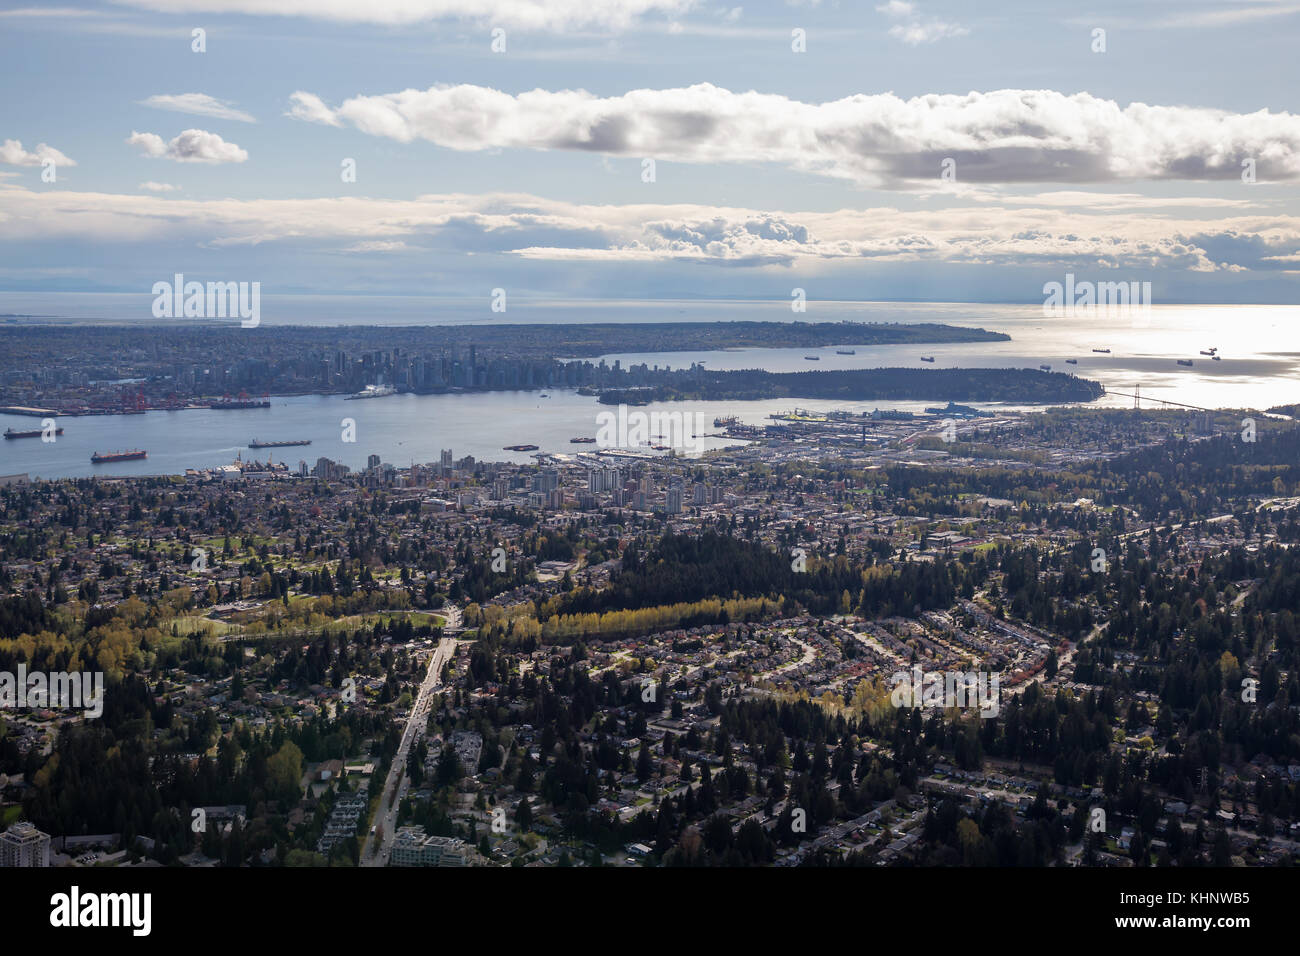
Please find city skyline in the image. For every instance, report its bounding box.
[1,0,1297,920]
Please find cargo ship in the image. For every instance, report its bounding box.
[91,450,147,463]
[836,349,856,355]
[1200,348,1218,356]
[250,439,311,449]
[1091,348,1111,354]
[713,415,739,428]
[1065,359,1078,365]
[920,356,935,363]
[503,443,539,451]
[345,384,397,400]
[4,426,63,439]
[804,355,820,360]
[1177,359,1194,367]
[569,437,597,444]
[1039,364,1052,371]
[210,398,270,410]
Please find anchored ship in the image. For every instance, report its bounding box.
[503,443,539,451]
[1177,359,1194,367]
[836,349,856,355]
[569,437,597,444]
[210,398,270,410]
[250,439,311,449]
[5,426,63,439]
[1092,348,1111,353]
[1065,359,1078,365]
[920,356,935,362]
[91,449,147,463]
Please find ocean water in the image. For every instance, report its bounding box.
[1,296,1297,478]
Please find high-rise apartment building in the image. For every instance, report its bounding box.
[0,822,51,867]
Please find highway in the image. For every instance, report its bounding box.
[361,604,461,867]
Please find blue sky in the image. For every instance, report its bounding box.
[2,0,1299,305]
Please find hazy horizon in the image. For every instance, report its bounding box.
[4,1,1300,307]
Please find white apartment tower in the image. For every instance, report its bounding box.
[0,822,51,867]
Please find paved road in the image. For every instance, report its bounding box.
[361,605,461,867]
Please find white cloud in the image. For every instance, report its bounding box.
[342,239,410,252]
[876,1,966,45]
[287,83,1300,188]
[0,184,1295,274]
[112,0,696,31]
[127,129,248,163]
[286,92,342,127]
[0,6,108,16]
[974,190,1260,210]
[140,93,256,123]
[0,139,76,167]
[888,19,967,44]
[139,181,180,192]
[1096,1,1300,30]
[127,132,168,157]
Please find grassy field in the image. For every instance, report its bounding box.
[213,609,447,642]
[169,615,239,637]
